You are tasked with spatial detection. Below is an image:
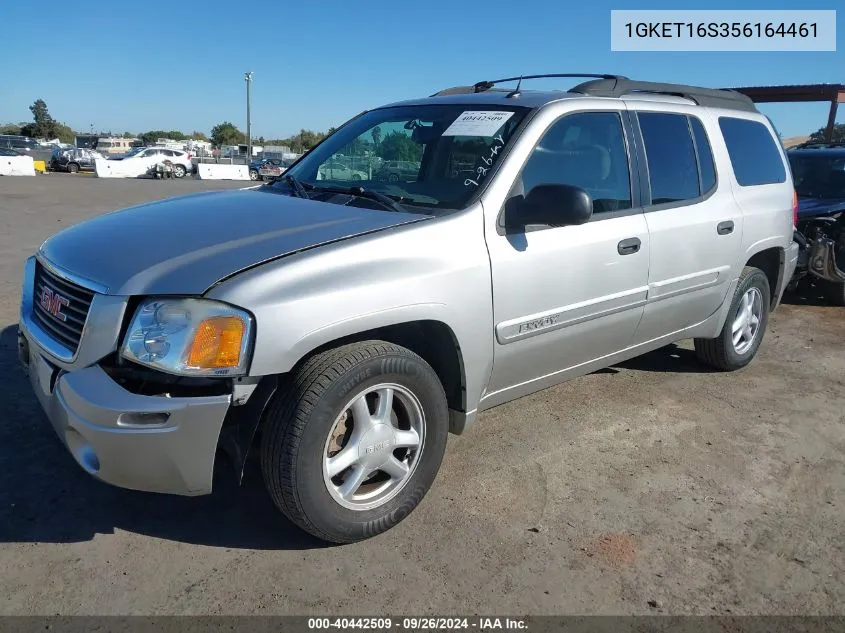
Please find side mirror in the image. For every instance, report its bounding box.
[506,183,593,229]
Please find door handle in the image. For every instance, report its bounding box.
[717,220,735,235]
[617,237,641,255]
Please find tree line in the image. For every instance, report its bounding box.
[0,100,337,152]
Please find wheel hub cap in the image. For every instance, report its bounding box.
[732,287,763,355]
[322,383,425,511]
[358,424,396,468]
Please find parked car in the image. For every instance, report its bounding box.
[109,146,193,178]
[373,160,420,182]
[317,158,368,181]
[17,75,797,544]
[49,147,105,173]
[785,142,845,304]
[249,157,289,181]
[0,134,40,153]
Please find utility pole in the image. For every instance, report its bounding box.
[244,71,254,161]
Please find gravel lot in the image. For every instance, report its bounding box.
[0,174,843,615]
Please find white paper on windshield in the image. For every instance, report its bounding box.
[442,111,514,137]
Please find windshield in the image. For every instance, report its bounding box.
[789,154,845,199]
[272,104,529,212]
[124,147,146,157]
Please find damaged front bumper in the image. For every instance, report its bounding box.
[19,325,232,496]
[792,229,845,285]
[807,236,845,283]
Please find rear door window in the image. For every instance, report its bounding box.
[718,117,786,186]
[637,112,700,205]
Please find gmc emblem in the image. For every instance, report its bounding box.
[40,287,70,322]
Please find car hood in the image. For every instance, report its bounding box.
[39,188,432,296]
[797,196,845,218]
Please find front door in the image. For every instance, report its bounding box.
[483,109,650,407]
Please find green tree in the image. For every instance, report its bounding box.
[210,121,246,147]
[0,123,22,135]
[378,131,423,162]
[138,130,167,145]
[53,122,76,144]
[190,131,209,141]
[122,131,134,139]
[28,99,56,138]
[809,123,845,142]
[345,137,369,156]
[371,125,382,149]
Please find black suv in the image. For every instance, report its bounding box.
[787,143,845,305]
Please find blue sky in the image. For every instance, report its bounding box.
[0,0,842,139]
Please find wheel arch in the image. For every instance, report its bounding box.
[745,245,785,309]
[288,319,467,431]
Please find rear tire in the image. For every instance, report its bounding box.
[172,164,187,178]
[694,266,770,371]
[260,341,449,543]
[67,162,79,174]
[822,280,845,306]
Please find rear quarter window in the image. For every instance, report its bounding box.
[718,117,786,186]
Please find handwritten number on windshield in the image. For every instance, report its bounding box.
[464,135,505,188]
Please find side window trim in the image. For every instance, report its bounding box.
[496,109,644,235]
[631,109,719,213]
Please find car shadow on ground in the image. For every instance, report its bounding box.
[0,324,330,550]
[612,343,710,374]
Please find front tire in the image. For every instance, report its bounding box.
[67,162,79,174]
[694,266,770,371]
[260,341,449,543]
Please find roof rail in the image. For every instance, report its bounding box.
[431,86,512,97]
[570,78,757,112]
[431,73,626,97]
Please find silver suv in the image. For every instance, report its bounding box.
[18,74,799,543]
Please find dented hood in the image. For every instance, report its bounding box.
[39,188,431,296]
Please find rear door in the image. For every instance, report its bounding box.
[628,106,743,344]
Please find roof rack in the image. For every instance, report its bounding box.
[431,73,626,97]
[570,78,757,112]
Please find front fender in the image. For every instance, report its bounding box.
[205,210,494,422]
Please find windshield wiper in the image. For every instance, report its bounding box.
[283,174,309,199]
[307,184,408,213]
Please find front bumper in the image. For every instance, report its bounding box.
[18,325,231,496]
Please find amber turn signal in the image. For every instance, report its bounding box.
[187,316,245,369]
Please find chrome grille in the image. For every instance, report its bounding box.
[32,261,94,354]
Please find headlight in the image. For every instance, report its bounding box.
[121,298,253,377]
